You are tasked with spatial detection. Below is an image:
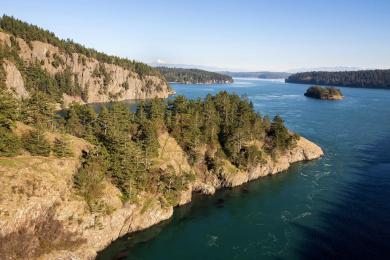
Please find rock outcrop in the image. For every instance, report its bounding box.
[0,124,323,260]
[0,31,173,106]
[304,86,344,100]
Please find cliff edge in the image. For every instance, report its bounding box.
[0,24,173,106]
[0,123,323,260]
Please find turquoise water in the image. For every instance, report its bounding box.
[98,78,390,259]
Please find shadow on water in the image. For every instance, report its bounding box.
[294,137,390,259]
[97,161,308,260]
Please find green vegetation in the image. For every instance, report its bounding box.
[156,67,233,84]
[165,92,297,169]
[21,91,56,128]
[55,67,83,97]
[73,148,107,211]
[222,71,291,79]
[0,89,20,156]
[0,15,161,77]
[0,127,20,157]
[0,40,84,104]
[22,129,51,157]
[0,15,172,106]
[304,86,343,100]
[286,70,390,89]
[0,88,297,208]
[52,137,73,157]
[61,92,296,205]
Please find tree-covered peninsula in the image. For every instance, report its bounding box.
[286,69,390,89]
[156,67,233,84]
[0,86,322,259]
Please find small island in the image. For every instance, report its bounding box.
[304,86,343,100]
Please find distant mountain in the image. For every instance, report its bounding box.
[286,69,390,89]
[156,67,233,84]
[221,71,291,79]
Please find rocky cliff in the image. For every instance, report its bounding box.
[0,31,173,106]
[0,123,323,260]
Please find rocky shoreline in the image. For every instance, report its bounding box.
[0,129,323,260]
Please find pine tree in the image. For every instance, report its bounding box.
[0,89,19,129]
[0,89,21,156]
[202,94,219,145]
[0,127,20,156]
[52,137,73,157]
[21,91,55,128]
[268,115,293,152]
[65,106,84,137]
[22,129,51,156]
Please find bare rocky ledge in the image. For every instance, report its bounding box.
[0,125,323,260]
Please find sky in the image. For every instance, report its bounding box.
[1,0,390,71]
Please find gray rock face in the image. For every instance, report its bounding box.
[0,31,173,106]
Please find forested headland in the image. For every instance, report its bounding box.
[286,69,390,89]
[0,88,297,203]
[0,15,171,106]
[156,67,233,84]
[0,15,160,76]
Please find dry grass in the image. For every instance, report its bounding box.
[0,206,86,259]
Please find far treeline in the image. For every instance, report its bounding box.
[222,71,291,79]
[286,69,390,89]
[156,67,233,84]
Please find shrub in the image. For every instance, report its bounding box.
[0,127,20,156]
[74,149,107,211]
[52,137,73,158]
[22,129,51,156]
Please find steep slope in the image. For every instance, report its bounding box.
[0,122,323,260]
[0,16,173,106]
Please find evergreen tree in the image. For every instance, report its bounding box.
[21,91,55,128]
[0,89,21,156]
[202,94,219,145]
[52,137,73,157]
[134,120,159,160]
[0,89,19,129]
[22,129,51,156]
[74,148,107,210]
[0,127,20,156]
[65,106,84,138]
[268,115,294,152]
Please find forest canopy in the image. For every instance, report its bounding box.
[0,88,298,207]
[156,67,233,84]
[286,70,390,89]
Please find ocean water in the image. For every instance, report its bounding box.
[98,79,390,259]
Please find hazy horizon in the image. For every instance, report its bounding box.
[1,0,390,71]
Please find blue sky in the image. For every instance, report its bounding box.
[1,0,390,71]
